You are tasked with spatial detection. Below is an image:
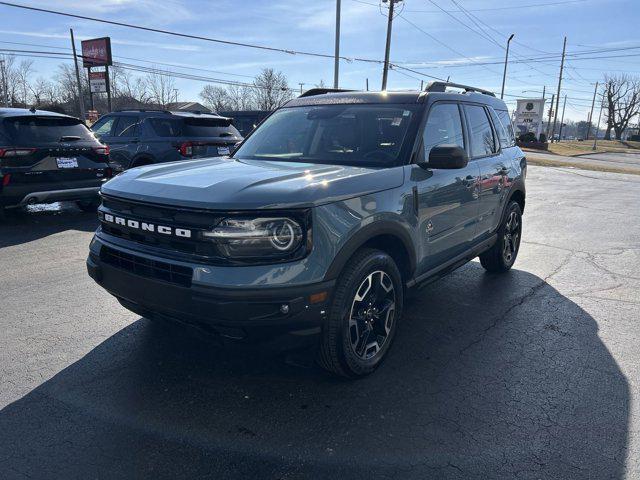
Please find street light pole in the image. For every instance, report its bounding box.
[381,0,401,90]
[333,0,341,88]
[500,33,515,100]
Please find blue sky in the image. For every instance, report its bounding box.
[1,0,639,120]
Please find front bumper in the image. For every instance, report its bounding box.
[87,241,334,350]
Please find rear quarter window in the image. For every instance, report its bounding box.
[2,116,95,144]
[496,110,516,147]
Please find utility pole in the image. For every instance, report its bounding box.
[333,0,341,88]
[550,36,567,143]
[586,81,599,140]
[69,29,86,121]
[298,82,305,95]
[501,33,515,100]
[381,0,401,90]
[558,95,567,141]
[0,58,8,107]
[593,95,604,151]
[366,78,369,91]
[420,80,424,90]
[545,93,555,141]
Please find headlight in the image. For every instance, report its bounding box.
[203,216,307,260]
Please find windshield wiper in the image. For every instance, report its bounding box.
[59,136,81,142]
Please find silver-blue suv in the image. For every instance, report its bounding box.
[87,82,526,377]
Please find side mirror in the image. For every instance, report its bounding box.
[426,144,469,169]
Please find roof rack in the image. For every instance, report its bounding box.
[114,108,172,114]
[424,81,495,97]
[298,88,356,98]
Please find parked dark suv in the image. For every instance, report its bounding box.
[0,108,112,216]
[87,82,526,377]
[91,109,243,171]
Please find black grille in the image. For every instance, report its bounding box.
[100,245,193,287]
[99,195,222,259]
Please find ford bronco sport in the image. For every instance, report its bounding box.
[87,82,526,377]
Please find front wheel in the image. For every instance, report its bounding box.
[317,248,403,378]
[479,201,523,272]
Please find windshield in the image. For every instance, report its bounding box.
[3,116,94,144]
[233,104,419,167]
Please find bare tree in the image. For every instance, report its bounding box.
[252,68,292,111]
[603,74,640,140]
[199,85,231,112]
[15,59,34,106]
[145,68,177,107]
[225,84,256,111]
[1,55,21,106]
[111,66,151,107]
[29,77,58,106]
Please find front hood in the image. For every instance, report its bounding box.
[101,157,404,210]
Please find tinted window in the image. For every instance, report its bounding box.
[182,117,239,138]
[3,116,94,144]
[113,116,139,137]
[464,105,496,157]
[423,103,464,158]
[488,108,509,148]
[148,118,182,137]
[92,116,115,136]
[496,110,516,146]
[234,104,418,167]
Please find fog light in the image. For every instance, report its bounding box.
[280,304,290,314]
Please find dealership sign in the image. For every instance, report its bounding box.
[515,98,546,139]
[81,37,112,68]
[89,71,107,93]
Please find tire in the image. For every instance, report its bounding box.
[129,157,153,169]
[317,248,403,378]
[76,199,101,213]
[480,201,523,273]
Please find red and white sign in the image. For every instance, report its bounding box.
[81,37,112,67]
[89,71,107,93]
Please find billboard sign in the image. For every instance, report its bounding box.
[81,37,112,67]
[515,98,546,139]
[89,71,107,93]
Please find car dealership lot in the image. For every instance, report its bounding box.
[1,165,639,479]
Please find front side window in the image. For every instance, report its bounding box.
[92,116,115,136]
[423,103,465,159]
[464,105,496,158]
[233,104,418,167]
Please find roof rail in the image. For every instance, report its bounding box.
[298,88,356,98]
[425,81,495,97]
[114,108,173,114]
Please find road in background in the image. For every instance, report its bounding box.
[525,149,640,174]
[1,166,639,479]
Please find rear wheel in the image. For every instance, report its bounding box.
[317,248,403,378]
[480,201,522,272]
[76,199,100,213]
[129,157,153,169]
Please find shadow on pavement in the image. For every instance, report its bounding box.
[0,263,629,479]
[0,202,98,248]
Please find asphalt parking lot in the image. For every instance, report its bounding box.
[1,165,639,479]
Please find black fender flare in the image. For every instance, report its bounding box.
[500,177,526,222]
[323,220,417,281]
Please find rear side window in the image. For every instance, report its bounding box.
[182,117,240,138]
[496,110,516,146]
[148,118,182,137]
[2,116,94,144]
[423,103,465,158]
[488,108,509,148]
[464,105,496,158]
